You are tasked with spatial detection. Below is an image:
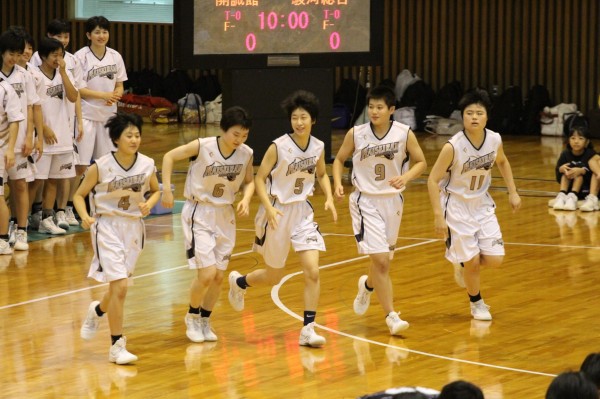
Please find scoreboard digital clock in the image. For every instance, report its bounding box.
[174,0,383,68]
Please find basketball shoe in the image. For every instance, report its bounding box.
[470,299,492,321]
[228,271,245,311]
[353,275,372,315]
[386,312,409,335]
[299,322,326,347]
[184,313,204,343]
[109,337,138,365]
[81,300,102,340]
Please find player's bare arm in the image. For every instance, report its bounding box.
[161,139,201,208]
[332,127,355,200]
[74,163,99,229]
[140,172,161,217]
[389,131,427,189]
[237,156,255,217]
[255,144,283,229]
[495,143,521,212]
[316,151,337,222]
[427,143,454,239]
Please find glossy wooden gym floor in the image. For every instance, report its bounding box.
[1,124,597,398]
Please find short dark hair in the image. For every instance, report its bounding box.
[459,88,492,116]
[105,113,143,145]
[438,380,484,399]
[85,16,110,34]
[367,85,396,108]
[545,371,598,399]
[580,352,600,389]
[0,28,26,54]
[281,90,319,121]
[38,37,64,60]
[220,106,252,132]
[9,26,34,48]
[47,19,71,36]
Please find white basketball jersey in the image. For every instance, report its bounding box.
[38,67,76,153]
[75,46,127,121]
[25,63,47,105]
[351,121,410,195]
[0,65,40,154]
[31,52,82,87]
[91,152,156,217]
[183,137,253,205]
[0,81,25,148]
[268,134,323,204]
[440,129,502,199]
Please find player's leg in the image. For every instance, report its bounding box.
[297,249,326,347]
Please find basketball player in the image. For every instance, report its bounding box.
[228,90,337,347]
[0,78,24,254]
[77,113,160,365]
[0,28,41,251]
[427,89,521,321]
[31,18,84,228]
[332,85,427,335]
[31,38,78,235]
[75,15,127,169]
[161,106,254,343]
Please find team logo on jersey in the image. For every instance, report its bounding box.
[107,173,145,192]
[16,160,28,171]
[492,238,504,247]
[461,152,495,173]
[46,84,64,100]
[286,156,317,175]
[87,64,117,81]
[360,142,399,161]
[203,162,243,181]
[10,82,25,98]
[60,162,73,171]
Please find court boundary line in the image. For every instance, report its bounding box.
[0,233,581,377]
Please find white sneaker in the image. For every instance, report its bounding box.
[184,313,204,343]
[299,322,326,347]
[29,211,42,230]
[13,230,29,251]
[55,210,70,229]
[0,239,12,255]
[563,193,578,211]
[38,216,66,235]
[386,312,410,335]
[7,221,15,246]
[65,206,79,226]
[453,263,465,288]
[80,300,101,340]
[200,317,218,342]
[579,194,599,212]
[353,275,372,315]
[470,299,492,320]
[552,192,567,210]
[109,337,138,365]
[228,271,245,311]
